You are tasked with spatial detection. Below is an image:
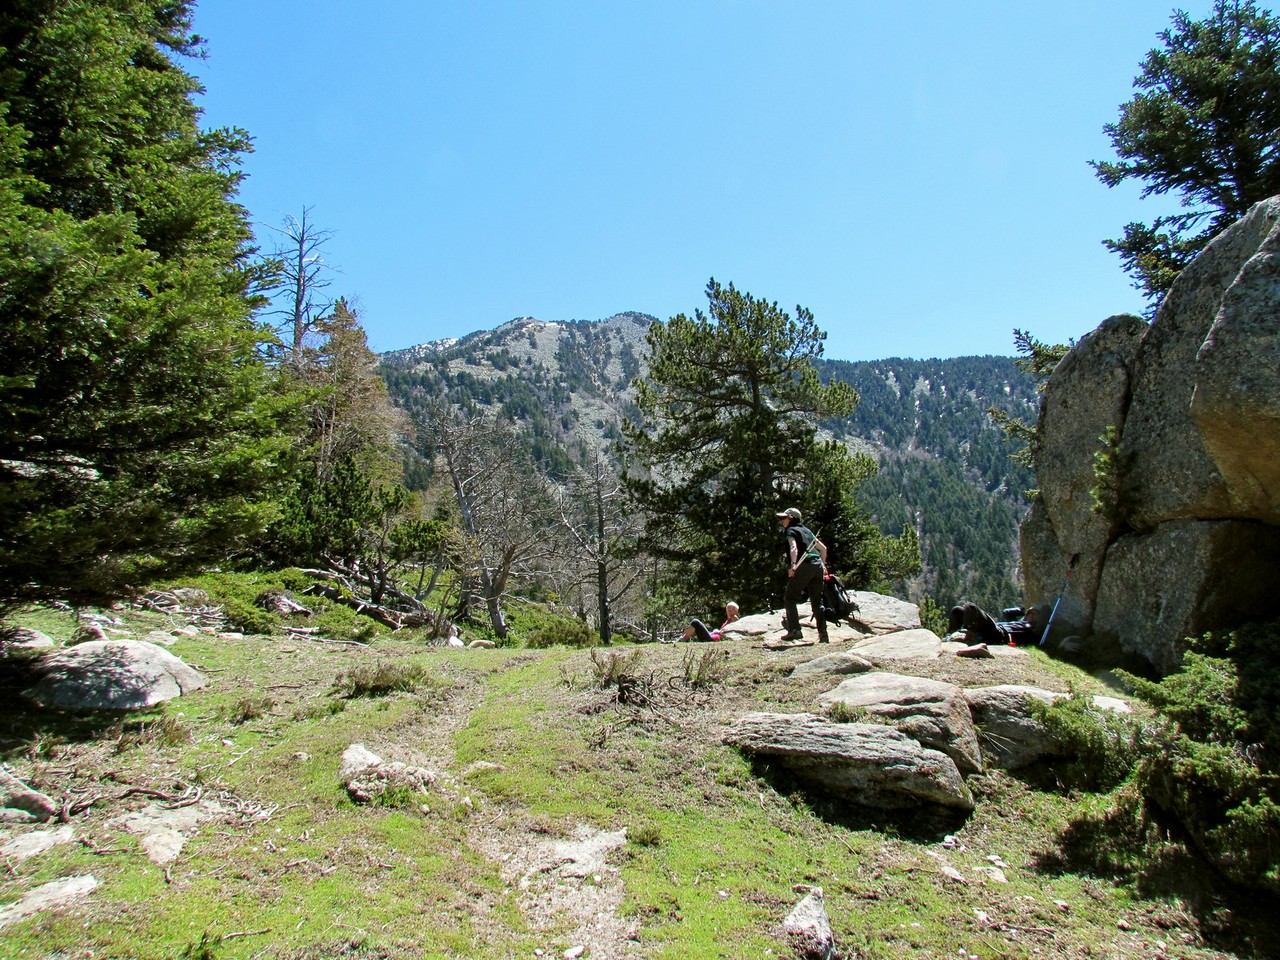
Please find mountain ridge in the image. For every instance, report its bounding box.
[379,314,1038,610]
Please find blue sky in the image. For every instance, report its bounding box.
[190,1,1214,362]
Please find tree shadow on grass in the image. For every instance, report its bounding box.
[0,649,145,758]
[1032,798,1280,959]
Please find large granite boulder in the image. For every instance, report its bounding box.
[1026,314,1148,637]
[1190,207,1280,524]
[723,712,973,811]
[817,673,982,775]
[965,685,1134,770]
[847,592,921,634]
[1022,195,1280,671]
[23,640,205,710]
[1091,520,1280,673]
[1121,198,1280,529]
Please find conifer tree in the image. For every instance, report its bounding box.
[0,0,288,606]
[624,279,883,612]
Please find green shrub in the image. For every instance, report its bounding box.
[220,596,277,635]
[1115,621,1280,894]
[527,615,596,649]
[1030,690,1143,792]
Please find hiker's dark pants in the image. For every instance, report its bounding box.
[785,559,827,640]
[688,619,717,642]
[948,602,1002,645]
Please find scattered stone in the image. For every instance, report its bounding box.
[447,635,466,648]
[781,887,834,960]
[0,768,57,822]
[789,651,874,678]
[975,866,1008,884]
[467,638,497,649]
[940,865,966,883]
[141,630,178,647]
[0,875,98,930]
[339,743,436,804]
[23,640,205,710]
[5,628,55,650]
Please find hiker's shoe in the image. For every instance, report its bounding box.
[779,631,804,642]
[818,636,830,644]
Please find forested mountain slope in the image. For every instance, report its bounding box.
[380,317,1038,612]
[818,357,1038,610]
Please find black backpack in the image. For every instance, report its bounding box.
[821,574,856,623]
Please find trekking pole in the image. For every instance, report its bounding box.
[1039,554,1078,647]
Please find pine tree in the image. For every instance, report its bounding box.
[0,0,288,606]
[623,279,872,612]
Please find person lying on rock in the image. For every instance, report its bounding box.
[947,601,1050,646]
[682,600,740,642]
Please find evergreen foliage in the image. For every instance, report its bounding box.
[620,279,908,613]
[0,0,289,606]
[1093,0,1280,304]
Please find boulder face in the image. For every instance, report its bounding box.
[723,712,974,811]
[22,640,205,710]
[1023,196,1280,671]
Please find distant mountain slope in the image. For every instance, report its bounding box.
[379,317,1038,611]
[817,357,1038,609]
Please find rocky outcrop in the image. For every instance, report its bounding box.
[965,684,1133,770]
[847,592,921,634]
[1023,196,1280,670]
[22,640,205,710]
[722,712,974,811]
[817,673,982,775]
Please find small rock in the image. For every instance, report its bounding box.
[563,947,585,959]
[940,865,966,884]
[1053,898,1070,912]
[468,638,497,649]
[781,887,834,960]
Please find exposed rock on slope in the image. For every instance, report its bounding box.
[1022,196,1280,671]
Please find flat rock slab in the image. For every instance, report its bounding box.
[0,825,76,862]
[818,673,983,775]
[111,801,224,865]
[848,592,922,633]
[963,685,1131,770]
[23,640,204,710]
[848,629,942,661]
[0,875,97,930]
[724,712,973,811]
[790,651,875,678]
[549,825,628,879]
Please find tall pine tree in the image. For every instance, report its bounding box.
[0,1,288,606]
[623,279,879,613]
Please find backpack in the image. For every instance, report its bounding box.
[821,573,856,623]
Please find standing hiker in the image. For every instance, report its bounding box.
[777,507,828,643]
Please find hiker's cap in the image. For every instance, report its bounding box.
[775,507,802,521]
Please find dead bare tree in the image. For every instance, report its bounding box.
[265,207,335,368]
[556,446,645,645]
[428,407,561,639]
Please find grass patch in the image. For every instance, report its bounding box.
[330,660,443,698]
